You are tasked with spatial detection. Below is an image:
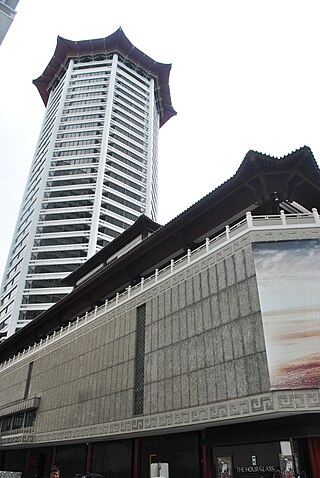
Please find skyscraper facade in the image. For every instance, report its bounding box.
[0,0,19,45]
[0,28,175,337]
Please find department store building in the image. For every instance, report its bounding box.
[0,147,320,478]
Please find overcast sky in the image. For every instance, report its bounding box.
[0,0,320,280]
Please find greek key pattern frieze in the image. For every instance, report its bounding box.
[26,389,320,446]
[251,395,274,412]
[251,228,319,244]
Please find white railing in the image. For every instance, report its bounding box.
[0,209,319,371]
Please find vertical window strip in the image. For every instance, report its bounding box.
[133,304,146,415]
[24,361,34,399]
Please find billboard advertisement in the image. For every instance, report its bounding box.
[253,239,320,389]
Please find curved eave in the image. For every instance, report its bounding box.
[236,145,320,179]
[32,28,176,127]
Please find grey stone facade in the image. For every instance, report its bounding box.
[0,223,320,447]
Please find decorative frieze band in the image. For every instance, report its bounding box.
[3,389,318,447]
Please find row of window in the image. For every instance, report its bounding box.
[114,99,146,123]
[69,77,108,85]
[110,142,145,163]
[116,72,149,95]
[71,70,109,79]
[117,61,151,88]
[34,236,89,247]
[49,168,98,178]
[112,108,145,130]
[110,133,146,155]
[97,227,121,239]
[28,263,80,275]
[112,115,147,138]
[108,160,144,182]
[37,223,91,234]
[25,278,64,289]
[45,186,95,197]
[61,114,104,123]
[18,310,41,322]
[108,151,144,173]
[101,202,138,222]
[57,130,102,139]
[0,410,36,433]
[21,293,67,305]
[42,199,94,210]
[39,211,92,221]
[68,84,108,94]
[106,171,144,193]
[116,75,148,99]
[65,98,106,107]
[104,181,144,202]
[52,157,99,167]
[46,179,97,190]
[63,106,105,115]
[103,192,144,214]
[111,124,147,146]
[116,85,147,109]
[59,121,103,131]
[55,139,101,148]
[53,148,100,157]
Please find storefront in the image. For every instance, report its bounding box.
[214,442,296,478]
[205,414,320,478]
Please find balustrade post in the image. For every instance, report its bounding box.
[280,210,286,225]
[312,208,320,224]
[170,259,174,274]
[105,299,108,312]
[127,285,131,298]
[187,249,191,264]
[155,269,158,282]
[116,293,119,305]
[206,238,210,253]
[226,225,230,241]
[141,278,144,291]
[94,306,98,318]
[246,211,253,228]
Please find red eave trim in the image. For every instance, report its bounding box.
[33,27,176,127]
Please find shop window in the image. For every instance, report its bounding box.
[217,456,233,478]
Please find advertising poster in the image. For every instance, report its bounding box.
[253,240,320,389]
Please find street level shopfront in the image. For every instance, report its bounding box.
[1,421,319,478]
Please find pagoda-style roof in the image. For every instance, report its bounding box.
[0,146,319,360]
[33,28,176,127]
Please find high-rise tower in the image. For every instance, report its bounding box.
[0,28,175,337]
[0,0,19,45]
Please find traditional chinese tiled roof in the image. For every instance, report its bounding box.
[33,27,176,127]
